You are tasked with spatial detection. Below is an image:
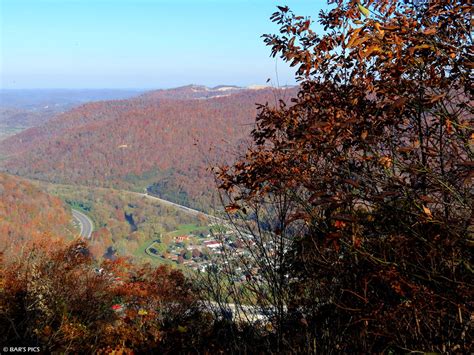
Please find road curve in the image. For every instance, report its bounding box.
[72,209,94,239]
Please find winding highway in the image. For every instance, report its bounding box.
[72,209,94,239]
[136,192,222,223]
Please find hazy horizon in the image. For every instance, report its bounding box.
[0,83,292,91]
[1,0,326,89]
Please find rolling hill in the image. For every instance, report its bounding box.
[0,85,297,210]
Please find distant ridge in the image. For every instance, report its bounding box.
[139,84,296,101]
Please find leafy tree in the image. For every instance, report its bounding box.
[216,1,472,352]
[184,250,193,260]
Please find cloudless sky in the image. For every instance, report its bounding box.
[1,0,328,89]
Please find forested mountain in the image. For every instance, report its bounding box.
[0,86,297,210]
[0,173,75,255]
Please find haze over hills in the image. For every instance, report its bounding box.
[0,89,144,141]
[0,85,297,210]
[0,89,145,109]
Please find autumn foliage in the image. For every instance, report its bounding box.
[0,238,213,353]
[1,1,472,353]
[0,173,73,256]
[0,87,296,211]
[217,1,473,352]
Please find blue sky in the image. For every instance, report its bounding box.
[1,0,327,89]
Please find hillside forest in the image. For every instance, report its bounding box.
[1,1,472,353]
[0,87,297,211]
[0,173,75,257]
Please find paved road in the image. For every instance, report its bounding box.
[72,209,94,239]
[135,192,222,223]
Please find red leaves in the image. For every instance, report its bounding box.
[334,220,347,229]
[111,304,124,312]
[225,203,241,214]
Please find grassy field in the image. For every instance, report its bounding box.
[0,125,28,141]
[167,223,210,237]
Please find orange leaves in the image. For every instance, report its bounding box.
[397,146,414,154]
[422,205,432,218]
[446,118,453,134]
[210,2,473,352]
[0,173,74,253]
[422,27,437,35]
[428,93,446,104]
[347,27,363,48]
[347,29,370,48]
[412,44,433,52]
[378,156,392,168]
[1,233,201,351]
[362,45,382,58]
[374,22,385,37]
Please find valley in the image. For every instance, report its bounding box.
[0,85,290,278]
[0,85,293,269]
